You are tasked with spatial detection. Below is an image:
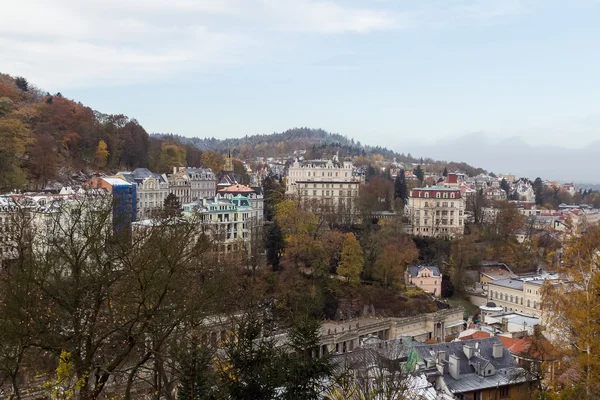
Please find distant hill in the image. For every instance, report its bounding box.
[0,71,486,193]
[153,129,487,176]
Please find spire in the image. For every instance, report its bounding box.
[224,148,234,173]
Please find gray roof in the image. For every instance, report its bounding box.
[414,337,525,393]
[407,265,441,278]
[487,278,524,290]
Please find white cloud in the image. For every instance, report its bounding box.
[0,0,527,89]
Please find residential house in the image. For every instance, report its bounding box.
[406,265,442,297]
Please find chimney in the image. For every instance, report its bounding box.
[501,317,509,331]
[437,350,446,364]
[173,166,177,174]
[463,345,473,360]
[493,343,503,359]
[449,355,460,379]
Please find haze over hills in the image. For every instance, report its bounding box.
[400,132,600,185]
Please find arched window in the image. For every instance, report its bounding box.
[436,193,441,198]
[450,193,455,198]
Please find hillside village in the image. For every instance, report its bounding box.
[1,73,600,399]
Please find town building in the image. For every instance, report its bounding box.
[0,196,18,266]
[286,157,358,195]
[167,167,216,204]
[113,168,169,220]
[487,276,563,318]
[216,184,264,223]
[408,186,465,238]
[84,177,137,233]
[413,337,535,399]
[182,195,254,254]
[317,307,465,356]
[405,265,442,297]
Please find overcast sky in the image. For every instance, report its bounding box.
[2,0,599,174]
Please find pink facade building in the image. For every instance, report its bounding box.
[406,266,442,297]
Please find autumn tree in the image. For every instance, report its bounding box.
[28,133,58,188]
[0,119,31,190]
[158,142,187,173]
[543,223,600,400]
[94,139,109,168]
[0,97,12,116]
[372,233,418,289]
[200,151,225,173]
[274,200,319,240]
[337,233,364,285]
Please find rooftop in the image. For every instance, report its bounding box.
[487,279,524,290]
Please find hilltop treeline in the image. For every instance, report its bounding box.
[1,72,484,192]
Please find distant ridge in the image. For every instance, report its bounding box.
[152,128,487,176]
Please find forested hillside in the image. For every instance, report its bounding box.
[0,72,485,192]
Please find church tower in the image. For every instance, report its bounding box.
[224,149,234,172]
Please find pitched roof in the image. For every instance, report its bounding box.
[217,184,255,194]
[407,265,441,278]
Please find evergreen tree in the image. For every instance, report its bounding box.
[266,221,285,270]
[163,193,183,217]
[281,314,334,400]
[500,178,510,196]
[14,76,29,92]
[533,177,544,206]
[218,310,283,400]
[176,345,218,400]
[442,167,448,177]
[413,165,424,185]
[394,169,408,203]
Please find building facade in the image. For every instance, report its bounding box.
[114,168,169,220]
[406,265,442,297]
[487,279,552,317]
[183,195,254,254]
[408,186,465,238]
[286,158,357,195]
[167,167,216,204]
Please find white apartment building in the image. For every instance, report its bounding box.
[167,167,216,204]
[182,195,255,254]
[408,186,465,238]
[286,158,361,215]
[286,158,358,195]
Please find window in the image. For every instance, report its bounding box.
[424,201,429,207]
[436,193,441,198]
[420,280,424,285]
[434,280,437,285]
[500,386,509,397]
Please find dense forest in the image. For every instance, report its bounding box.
[0,72,485,192]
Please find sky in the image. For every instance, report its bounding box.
[1,0,599,179]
